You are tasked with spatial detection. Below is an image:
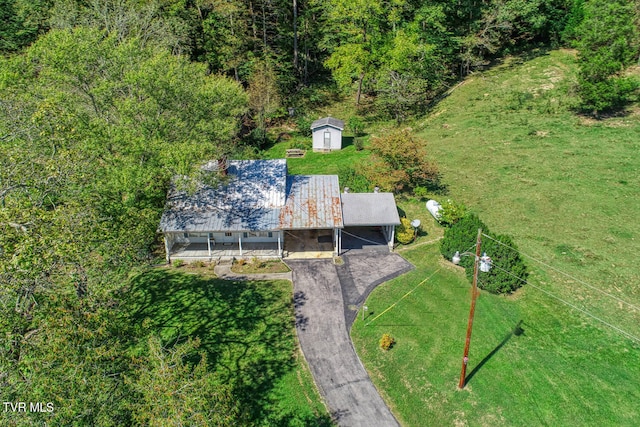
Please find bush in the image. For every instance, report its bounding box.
[295,116,313,137]
[396,217,415,245]
[353,137,365,151]
[172,259,185,268]
[191,260,205,268]
[348,116,365,136]
[440,213,528,294]
[338,165,370,192]
[379,334,396,351]
[413,186,429,199]
[439,199,467,227]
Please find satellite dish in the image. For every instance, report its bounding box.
[410,219,421,228]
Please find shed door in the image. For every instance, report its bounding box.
[324,130,331,149]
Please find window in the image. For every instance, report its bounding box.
[268,232,273,238]
[225,232,232,237]
[183,232,189,238]
[208,233,214,239]
[243,232,248,238]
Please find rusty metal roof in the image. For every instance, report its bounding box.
[279,175,344,229]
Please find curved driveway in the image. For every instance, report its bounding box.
[287,253,413,427]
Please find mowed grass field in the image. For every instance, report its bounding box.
[349,50,640,426]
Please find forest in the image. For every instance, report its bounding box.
[1,0,639,425]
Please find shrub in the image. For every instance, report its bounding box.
[348,116,365,136]
[440,213,528,294]
[439,199,467,227]
[295,116,313,137]
[338,165,370,192]
[235,258,246,266]
[191,260,205,268]
[379,334,396,351]
[172,259,185,268]
[396,217,415,245]
[353,137,364,151]
[413,186,429,199]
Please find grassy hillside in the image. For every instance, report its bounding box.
[418,48,640,339]
[350,49,640,427]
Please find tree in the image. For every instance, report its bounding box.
[0,27,248,424]
[574,0,640,115]
[366,129,440,192]
[323,0,385,105]
[127,337,239,426]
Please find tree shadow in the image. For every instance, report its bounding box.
[465,320,524,385]
[122,268,316,425]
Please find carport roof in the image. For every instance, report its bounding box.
[341,193,401,226]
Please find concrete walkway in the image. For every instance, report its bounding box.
[288,253,413,427]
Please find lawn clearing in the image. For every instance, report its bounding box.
[126,269,331,426]
[352,242,640,427]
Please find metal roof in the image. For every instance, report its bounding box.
[310,117,345,131]
[159,159,287,232]
[279,175,344,229]
[341,193,401,226]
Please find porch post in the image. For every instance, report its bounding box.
[164,235,171,264]
[277,232,282,258]
[389,226,395,251]
[207,234,211,258]
[239,234,243,257]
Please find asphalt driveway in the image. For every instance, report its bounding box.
[287,252,413,427]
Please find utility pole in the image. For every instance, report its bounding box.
[458,228,482,389]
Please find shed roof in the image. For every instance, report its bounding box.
[310,117,345,131]
[279,175,344,229]
[341,193,401,226]
[159,159,287,232]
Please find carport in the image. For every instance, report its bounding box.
[339,192,401,253]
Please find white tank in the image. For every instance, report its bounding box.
[426,200,443,220]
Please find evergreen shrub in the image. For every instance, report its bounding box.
[440,213,528,294]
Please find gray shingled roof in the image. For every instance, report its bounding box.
[340,193,401,226]
[280,175,344,229]
[310,117,345,130]
[159,159,287,232]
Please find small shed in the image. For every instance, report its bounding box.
[311,117,344,152]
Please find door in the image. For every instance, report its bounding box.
[324,130,331,149]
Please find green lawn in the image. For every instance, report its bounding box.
[352,239,640,427]
[349,49,640,426]
[127,269,332,426]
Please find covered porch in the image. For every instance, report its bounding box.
[169,242,280,262]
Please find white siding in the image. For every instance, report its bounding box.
[312,125,342,151]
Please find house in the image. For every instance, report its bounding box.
[311,117,344,151]
[159,159,400,262]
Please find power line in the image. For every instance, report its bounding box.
[365,268,442,326]
[488,261,640,344]
[481,233,640,312]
